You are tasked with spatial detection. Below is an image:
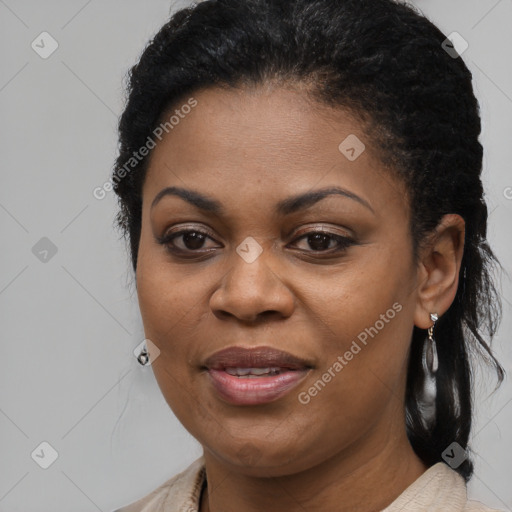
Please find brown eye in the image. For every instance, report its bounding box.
[177,231,208,250]
[290,231,354,253]
[157,229,221,254]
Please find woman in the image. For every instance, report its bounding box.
[111,0,505,510]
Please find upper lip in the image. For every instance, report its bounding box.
[203,346,313,371]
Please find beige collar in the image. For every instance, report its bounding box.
[114,456,500,511]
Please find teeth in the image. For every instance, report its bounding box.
[225,367,283,377]
[249,367,274,376]
[230,367,251,376]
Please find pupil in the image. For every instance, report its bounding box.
[308,233,330,251]
[184,232,205,250]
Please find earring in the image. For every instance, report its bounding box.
[425,312,439,375]
[137,345,150,366]
[419,313,439,425]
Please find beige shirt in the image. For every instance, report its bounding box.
[112,456,503,512]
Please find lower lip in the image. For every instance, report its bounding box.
[206,368,310,405]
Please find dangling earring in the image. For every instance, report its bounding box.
[420,312,438,425]
[137,345,150,366]
[425,312,439,375]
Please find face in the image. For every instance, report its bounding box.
[136,84,421,477]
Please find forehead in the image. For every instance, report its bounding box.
[143,85,408,218]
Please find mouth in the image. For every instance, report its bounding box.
[202,346,313,405]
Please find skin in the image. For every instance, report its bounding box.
[135,84,465,512]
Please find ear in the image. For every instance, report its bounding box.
[413,214,465,329]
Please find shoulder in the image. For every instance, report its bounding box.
[463,499,505,512]
[382,462,506,512]
[111,455,206,512]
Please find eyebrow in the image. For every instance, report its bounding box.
[150,185,374,216]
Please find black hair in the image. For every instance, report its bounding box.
[112,0,505,482]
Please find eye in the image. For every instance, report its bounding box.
[156,228,221,254]
[156,226,355,258]
[289,229,354,253]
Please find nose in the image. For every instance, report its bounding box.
[209,241,295,323]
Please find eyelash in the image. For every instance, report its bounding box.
[156,227,355,258]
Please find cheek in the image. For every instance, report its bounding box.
[309,247,408,340]
[294,249,413,420]
[289,310,413,472]
[135,244,204,342]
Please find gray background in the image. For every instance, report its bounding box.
[0,1,510,511]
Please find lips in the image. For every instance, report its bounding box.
[204,346,312,370]
[203,346,313,405]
